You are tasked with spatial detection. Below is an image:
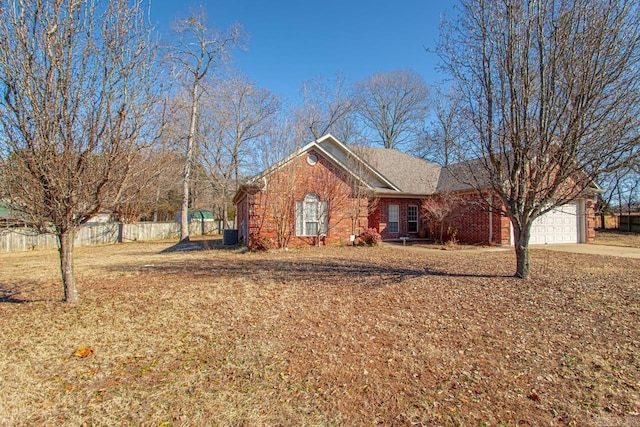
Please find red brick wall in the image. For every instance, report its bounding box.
[244,150,369,248]
[585,197,596,243]
[370,198,426,240]
[418,193,510,245]
[444,194,597,246]
[499,215,512,245]
[239,160,597,248]
[443,194,494,245]
[236,194,249,245]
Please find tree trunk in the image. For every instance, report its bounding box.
[180,170,190,242]
[153,186,160,222]
[181,80,200,243]
[57,229,79,303]
[222,201,229,230]
[514,225,531,279]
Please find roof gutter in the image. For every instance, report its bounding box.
[372,190,433,198]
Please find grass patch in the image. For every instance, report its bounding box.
[1,238,639,425]
[595,229,640,248]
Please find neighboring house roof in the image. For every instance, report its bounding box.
[0,201,12,219]
[0,200,28,226]
[173,209,217,222]
[190,209,215,220]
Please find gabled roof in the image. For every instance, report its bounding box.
[354,147,442,195]
[312,135,400,192]
[437,159,494,193]
[234,134,602,206]
[232,134,401,204]
[437,155,604,195]
[233,134,483,203]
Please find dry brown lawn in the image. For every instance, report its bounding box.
[595,229,640,248]
[1,238,639,426]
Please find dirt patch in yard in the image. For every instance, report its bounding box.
[0,240,638,426]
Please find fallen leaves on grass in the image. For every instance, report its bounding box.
[72,346,94,358]
[0,239,638,426]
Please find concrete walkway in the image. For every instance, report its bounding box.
[531,243,640,259]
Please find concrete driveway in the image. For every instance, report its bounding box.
[532,244,640,259]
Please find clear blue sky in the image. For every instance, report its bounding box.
[150,1,455,100]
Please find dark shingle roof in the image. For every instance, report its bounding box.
[437,159,494,193]
[355,147,442,194]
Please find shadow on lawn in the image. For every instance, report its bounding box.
[0,281,59,304]
[0,283,39,303]
[111,255,510,286]
[129,257,422,286]
[423,267,513,279]
[0,284,22,303]
[160,238,236,254]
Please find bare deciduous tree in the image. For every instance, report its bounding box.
[355,69,429,150]
[167,9,242,242]
[295,73,360,144]
[199,75,279,228]
[112,149,182,223]
[303,160,352,246]
[417,85,466,166]
[600,167,640,230]
[421,192,461,244]
[0,0,161,302]
[263,167,298,249]
[438,0,640,278]
[242,122,302,249]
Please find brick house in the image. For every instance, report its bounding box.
[233,134,596,248]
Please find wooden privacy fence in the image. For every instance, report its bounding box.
[618,215,640,233]
[595,214,619,229]
[0,221,221,253]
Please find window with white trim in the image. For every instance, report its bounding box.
[296,194,328,236]
[408,205,418,233]
[388,204,399,233]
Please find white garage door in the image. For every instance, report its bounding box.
[529,203,579,244]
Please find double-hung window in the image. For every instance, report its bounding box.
[296,194,327,236]
[388,204,399,233]
[407,205,418,233]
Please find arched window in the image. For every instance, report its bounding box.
[296,194,328,236]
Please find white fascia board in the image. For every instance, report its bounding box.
[251,135,335,181]
[245,133,401,193]
[316,134,401,192]
[373,190,430,199]
[311,143,374,190]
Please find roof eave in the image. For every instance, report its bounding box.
[372,190,431,198]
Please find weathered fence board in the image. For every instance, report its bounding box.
[0,221,221,253]
[618,215,640,233]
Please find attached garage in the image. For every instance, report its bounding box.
[511,201,586,245]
